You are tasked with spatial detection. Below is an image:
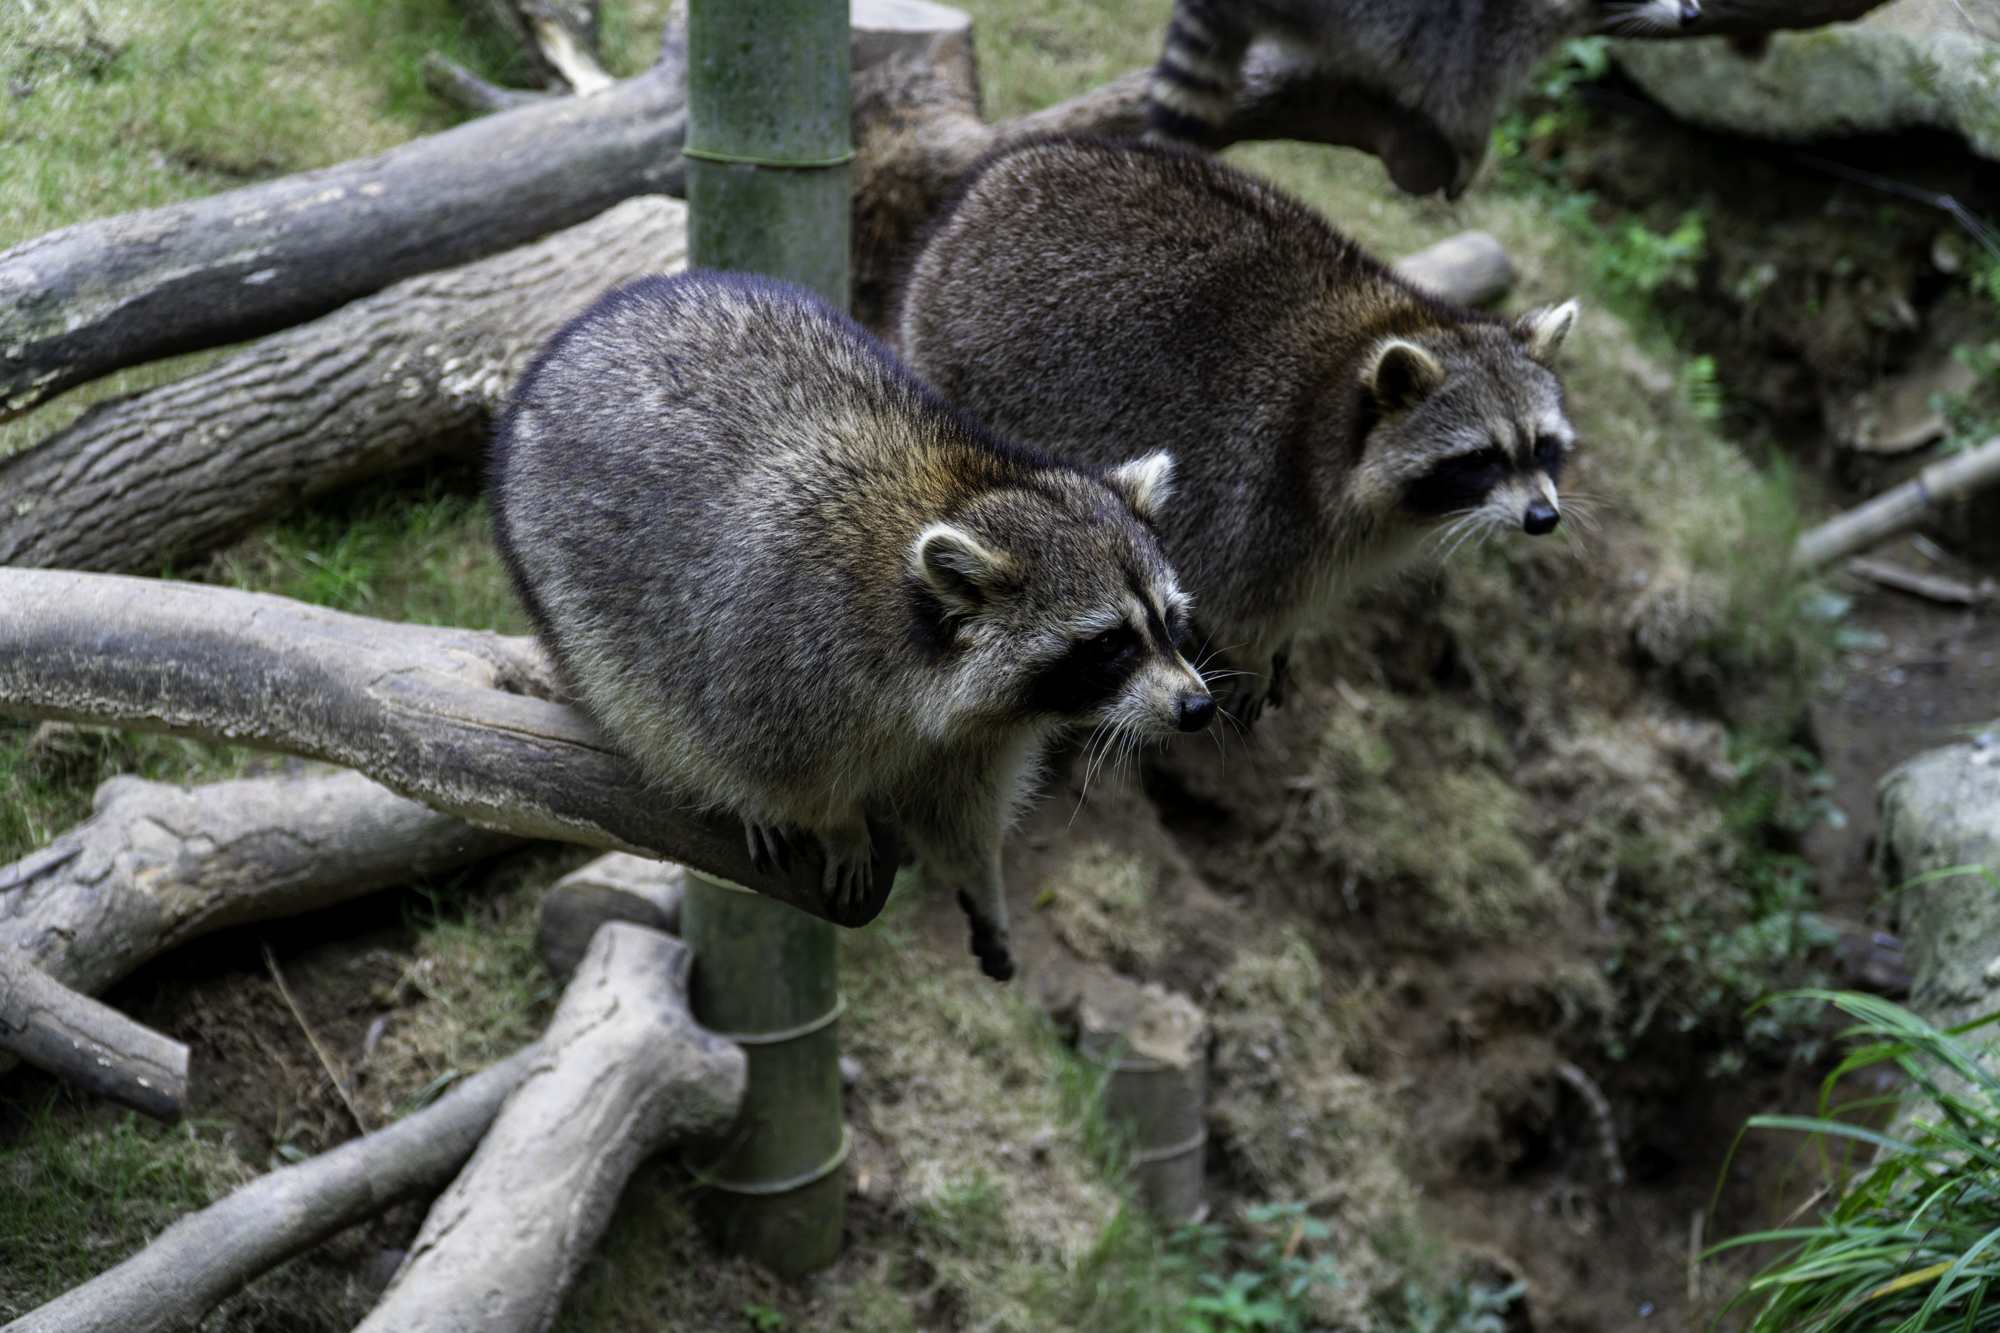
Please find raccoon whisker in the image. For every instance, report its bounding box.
[1072,722,1119,821]
[1433,512,1487,564]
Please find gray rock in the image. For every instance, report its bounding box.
[1614,0,2000,163]
[1876,735,2000,1031]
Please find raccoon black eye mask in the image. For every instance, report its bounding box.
[894,135,1580,724]
[489,268,1213,980]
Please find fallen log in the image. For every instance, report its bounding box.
[0,196,687,575]
[354,923,745,1333]
[1846,556,1993,607]
[535,852,684,980]
[0,948,188,1122]
[1791,435,2000,569]
[0,767,521,1000]
[0,61,687,421]
[0,570,900,926]
[0,765,522,1084]
[1,1043,541,1333]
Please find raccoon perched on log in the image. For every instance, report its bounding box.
[893,137,1579,722]
[1146,0,1699,195]
[490,270,1214,979]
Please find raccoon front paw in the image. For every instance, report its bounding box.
[821,852,876,916]
[957,890,1015,981]
[744,820,801,874]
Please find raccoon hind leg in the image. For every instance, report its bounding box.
[1145,0,1253,147]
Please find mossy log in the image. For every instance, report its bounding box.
[0,947,189,1123]
[0,1044,541,1333]
[0,196,686,575]
[0,766,522,1085]
[0,569,900,925]
[353,924,745,1333]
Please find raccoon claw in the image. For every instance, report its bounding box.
[745,821,797,874]
[957,890,1015,981]
[822,853,876,917]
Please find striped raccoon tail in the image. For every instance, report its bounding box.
[1143,0,1252,146]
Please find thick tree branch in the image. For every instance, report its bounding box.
[354,924,744,1333]
[0,197,687,575]
[0,767,520,1003]
[0,949,188,1122]
[0,571,900,926]
[0,62,686,421]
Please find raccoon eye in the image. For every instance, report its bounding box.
[1084,625,1139,663]
[1533,434,1564,466]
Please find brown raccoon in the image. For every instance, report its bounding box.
[893,136,1580,721]
[490,269,1214,978]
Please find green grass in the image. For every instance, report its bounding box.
[1712,992,2000,1333]
[208,461,529,633]
[0,1091,249,1318]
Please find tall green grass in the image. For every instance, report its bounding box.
[1712,991,2000,1333]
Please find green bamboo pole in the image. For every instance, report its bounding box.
[681,0,852,1278]
[682,874,847,1276]
[685,0,851,306]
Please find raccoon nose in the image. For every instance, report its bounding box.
[1678,0,1700,24]
[1522,500,1560,535]
[1177,693,1216,732]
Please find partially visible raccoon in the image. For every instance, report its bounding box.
[490,270,1215,980]
[1146,0,1699,195]
[893,137,1579,721]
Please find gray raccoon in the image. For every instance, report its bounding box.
[1146,0,1698,195]
[490,269,1214,980]
[893,137,1579,721]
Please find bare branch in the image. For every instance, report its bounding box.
[0,571,900,926]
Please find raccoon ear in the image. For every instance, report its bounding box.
[914,522,1017,617]
[1364,338,1446,412]
[1519,299,1580,367]
[1105,452,1176,522]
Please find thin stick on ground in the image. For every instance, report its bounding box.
[263,940,370,1134]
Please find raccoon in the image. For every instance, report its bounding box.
[1146,0,1699,195]
[490,269,1215,980]
[893,136,1579,721]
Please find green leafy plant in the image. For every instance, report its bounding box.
[1711,991,2000,1333]
[1595,209,1707,298]
[1170,1202,1346,1333]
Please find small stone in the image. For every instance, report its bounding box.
[839,1056,862,1088]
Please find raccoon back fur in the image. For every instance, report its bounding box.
[893,137,1580,721]
[490,269,1215,980]
[1147,0,1699,195]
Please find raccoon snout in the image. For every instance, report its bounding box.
[1522,499,1560,535]
[1678,0,1700,24]
[1177,693,1217,732]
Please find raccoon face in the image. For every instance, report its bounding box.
[1348,301,1579,543]
[910,454,1215,737]
[1594,0,1700,35]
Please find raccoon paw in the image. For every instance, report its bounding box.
[822,849,876,916]
[744,821,800,874]
[956,891,1015,981]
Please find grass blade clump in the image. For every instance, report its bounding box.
[1712,990,2000,1333]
